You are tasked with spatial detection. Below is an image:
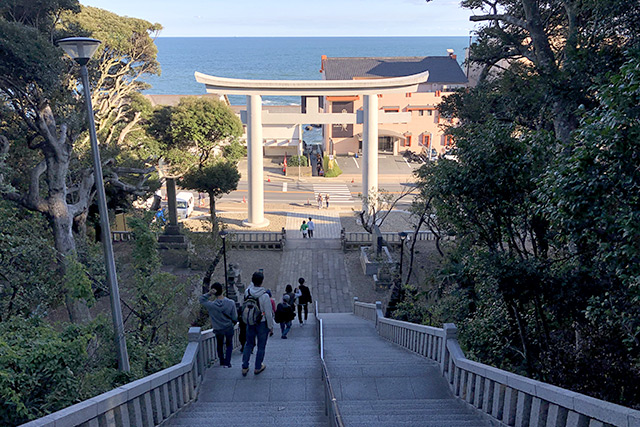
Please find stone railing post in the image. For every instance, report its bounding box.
[441,323,457,378]
[353,297,358,313]
[375,301,383,329]
[188,327,202,379]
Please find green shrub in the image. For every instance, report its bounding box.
[0,318,93,425]
[288,155,308,167]
[323,155,342,177]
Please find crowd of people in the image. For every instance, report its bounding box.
[199,272,313,377]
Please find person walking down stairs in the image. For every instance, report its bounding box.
[241,271,274,376]
[275,294,295,339]
[199,282,237,368]
[295,277,313,325]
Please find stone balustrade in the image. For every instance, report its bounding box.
[21,325,240,427]
[353,299,640,427]
[342,230,435,251]
[226,229,285,250]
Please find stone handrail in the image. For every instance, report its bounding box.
[315,301,345,427]
[341,230,435,251]
[353,298,640,427]
[22,324,240,427]
[227,229,286,250]
[344,230,434,243]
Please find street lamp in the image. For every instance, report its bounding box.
[219,230,229,295]
[57,37,130,372]
[398,231,408,284]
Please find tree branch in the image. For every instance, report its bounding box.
[470,14,529,30]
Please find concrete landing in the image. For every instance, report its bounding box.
[277,238,352,313]
[321,313,490,427]
[165,316,326,426]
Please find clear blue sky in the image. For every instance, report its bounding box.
[80,0,475,37]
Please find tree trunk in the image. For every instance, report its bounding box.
[209,192,217,233]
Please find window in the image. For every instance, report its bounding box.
[418,110,424,116]
[404,136,412,147]
[435,90,441,97]
[445,135,454,148]
[420,134,430,147]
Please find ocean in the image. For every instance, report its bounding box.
[143,36,470,106]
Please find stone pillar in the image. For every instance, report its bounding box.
[243,95,269,228]
[164,177,180,235]
[362,94,379,211]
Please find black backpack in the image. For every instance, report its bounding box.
[241,290,263,326]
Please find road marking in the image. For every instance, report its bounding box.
[352,157,360,168]
[313,183,354,204]
[404,157,412,168]
[282,182,287,192]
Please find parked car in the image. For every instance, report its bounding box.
[176,192,194,219]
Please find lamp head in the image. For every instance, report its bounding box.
[56,37,101,66]
[398,231,408,241]
[219,230,228,239]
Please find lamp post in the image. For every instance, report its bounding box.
[57,37,130,372]
[398,231,408,284]
[219,230,229,295]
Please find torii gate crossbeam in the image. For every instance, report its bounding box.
[195,71,429,228]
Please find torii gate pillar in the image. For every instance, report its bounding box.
[243,94,269,228]
[363,94,379,210]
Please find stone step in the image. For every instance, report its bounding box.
[164,416,326,426]
[338,399,464,409]
[343,421,486,427]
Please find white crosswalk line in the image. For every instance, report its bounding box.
[312,183,353,205]
[282,182,287,192]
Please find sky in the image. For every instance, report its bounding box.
[80,0,476,37]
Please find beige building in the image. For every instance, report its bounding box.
[321,52,468,157]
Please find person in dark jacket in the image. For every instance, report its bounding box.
[275,294,295,339]
[285,284,296,308]
[296,277,313,325]
[200,282,237,368]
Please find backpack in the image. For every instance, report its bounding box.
[241,290,263,326]
[274,303,286,324]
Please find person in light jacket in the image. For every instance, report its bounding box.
[200,282,237,368]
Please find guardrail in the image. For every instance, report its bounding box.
[226,229,286,250]
[112,231,133,241]
[315,301,345,427]
[353,298,640,427]
[22,324,240,427]
[341,229,435,251]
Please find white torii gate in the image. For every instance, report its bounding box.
[195,71,429,228]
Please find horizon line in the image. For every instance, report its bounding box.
[155,34,472,38]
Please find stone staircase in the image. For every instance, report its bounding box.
[165,314,326,427]
[321,313,490,427]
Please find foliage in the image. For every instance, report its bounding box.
[160,97,243,171]
[322,155,342,177]
[125,216,188,373]
[398,50,640,406]
[180,160,240,230]
[287,155,307,167]
[222,139,246,163]
[0,201,62,321]
[0,318,93,425]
